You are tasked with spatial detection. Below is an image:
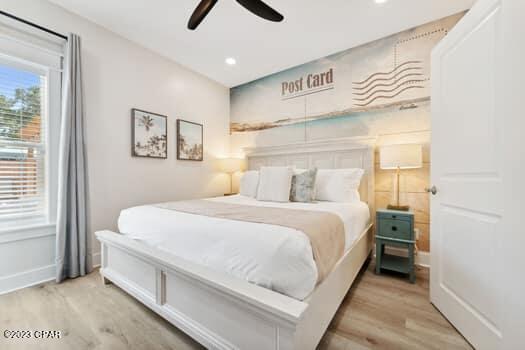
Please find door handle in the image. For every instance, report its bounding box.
[425,186,438,195]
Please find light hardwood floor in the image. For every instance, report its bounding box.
[0,262,471,350]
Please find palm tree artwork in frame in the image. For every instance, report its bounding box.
[177,119,203,161]
[131,108,168,159]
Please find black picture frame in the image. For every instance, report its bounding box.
[131,108,168,159]
[176,119,203,161]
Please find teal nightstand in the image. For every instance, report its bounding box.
[375,209,416,283]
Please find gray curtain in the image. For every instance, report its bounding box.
[56,33,92,282]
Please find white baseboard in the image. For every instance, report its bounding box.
[92,252,101,268]
[0,252,102,295]
[0,264,55,296]
[415,251,430,268]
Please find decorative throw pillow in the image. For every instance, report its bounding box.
[290,168,317,202]
[315,168,364,202]
[239,170,259,198]
[256,166,294,202]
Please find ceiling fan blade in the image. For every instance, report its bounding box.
[236,0,284,22]
[187,0,218,30]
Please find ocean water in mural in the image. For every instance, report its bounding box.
[230,12,465,151]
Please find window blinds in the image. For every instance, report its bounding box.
[0,64,47,228]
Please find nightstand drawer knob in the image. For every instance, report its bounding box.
[392,226,397,231]
[392,215,397,219]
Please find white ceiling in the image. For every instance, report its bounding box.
[48,0,475,87]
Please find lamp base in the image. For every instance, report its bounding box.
[387,204,410,211]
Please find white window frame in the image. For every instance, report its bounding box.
[0,28,63,238]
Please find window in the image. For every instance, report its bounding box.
[0,19,62,232]
[0,63,47,228]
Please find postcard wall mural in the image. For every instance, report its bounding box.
[230,12,465,253]
[230,12,465,153]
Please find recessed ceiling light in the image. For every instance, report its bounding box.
[225,57,237,65]
[375,0,388,4]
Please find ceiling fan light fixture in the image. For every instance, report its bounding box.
[188,0,284,30]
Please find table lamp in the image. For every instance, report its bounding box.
[218,158,244,195]
[380,144,422,211]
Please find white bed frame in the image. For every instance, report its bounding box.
[96,137,375,350]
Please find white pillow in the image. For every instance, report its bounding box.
[239,170,259,198]
[256,166,294,202]
[315,168,364,202]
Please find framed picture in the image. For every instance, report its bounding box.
[177,119,203,161]
[131,108,167,159]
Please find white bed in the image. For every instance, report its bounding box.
[96,137,375,350]
[118,195,370,300]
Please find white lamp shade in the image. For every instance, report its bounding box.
[218,158,244,173]
[380,144,423,169]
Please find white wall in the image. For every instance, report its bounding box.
[0,0,230,293]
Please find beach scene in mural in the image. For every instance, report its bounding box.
[230,12,464,151]
[132,109,167,158]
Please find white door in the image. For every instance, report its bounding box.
[431,0,525,349]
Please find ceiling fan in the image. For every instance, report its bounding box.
[188,0,284,30]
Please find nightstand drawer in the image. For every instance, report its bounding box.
[377,212,411,221]
[378,219,411,240]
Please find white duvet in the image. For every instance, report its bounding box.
[118,195,370,300]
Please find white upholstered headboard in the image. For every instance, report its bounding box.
[244,137,375,215]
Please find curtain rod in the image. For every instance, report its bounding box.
[0,10,68,41]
